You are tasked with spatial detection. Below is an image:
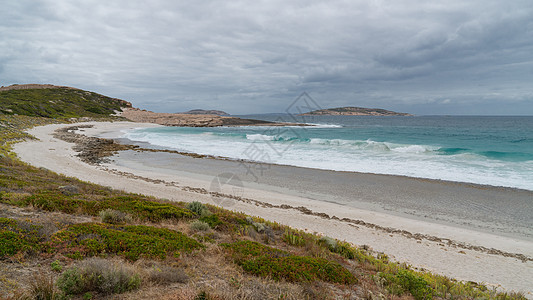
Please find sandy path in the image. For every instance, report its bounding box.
[13,122,533,297]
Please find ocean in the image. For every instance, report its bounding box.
[121,115,533,191]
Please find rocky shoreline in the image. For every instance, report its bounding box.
[121,108,303,127]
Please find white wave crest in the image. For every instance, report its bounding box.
[246,134,276,141]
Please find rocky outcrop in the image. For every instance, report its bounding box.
[121,108,301,127]
[181,109,229,116]
[301,106,412,116]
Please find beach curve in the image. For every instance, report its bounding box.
[13,121,533,297]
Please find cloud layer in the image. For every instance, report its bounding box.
[1,0,533,114]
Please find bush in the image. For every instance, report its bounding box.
[13,193,194,222]
[187,201,208,216]
[51,223,204,261]
[222,241,357,284]
[57,258,141,296]
[380,269,433,300]
[199,214,222,228]
[190,220,210,232]
[240,255,356,284]
[0,218,42,257]
[99,209,130,224]
[0,230,29,257]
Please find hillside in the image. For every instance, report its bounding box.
[301,106,412,116]
[0,84,131,118]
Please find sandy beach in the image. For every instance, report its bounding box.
[14,121,533,297]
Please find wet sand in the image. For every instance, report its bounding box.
[110,149,533,241]
[13,122,533,297]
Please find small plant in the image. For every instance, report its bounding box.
[51,260,62,272]
[56,258,141,296]
[283,230,306,246]
[99,209,130,224]
[190,220,210,232]
[380,269,433,300]
[24,271,61,300]
[199,214,222,228]
[187,201,209,216]
[319,236,337,251]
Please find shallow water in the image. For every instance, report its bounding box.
[121,115,533,191]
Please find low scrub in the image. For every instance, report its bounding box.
[190,220,210,232]
[186,201,208,216]
[222,240,357,284]
[4,192,194,222]
[51,223,204,261]
[99,208,131,224]
[57,258,141,296]
[0,217,43,257]
[380,269,433,300]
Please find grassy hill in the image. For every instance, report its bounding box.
[0,84,131,118]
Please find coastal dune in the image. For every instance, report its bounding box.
[14,121,533,297]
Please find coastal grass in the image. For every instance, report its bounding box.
[0,113,528,299]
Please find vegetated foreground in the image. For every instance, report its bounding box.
[0,93,527,299]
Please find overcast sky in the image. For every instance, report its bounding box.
[1,1,533,115]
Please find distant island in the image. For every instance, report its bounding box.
[300,106,412,116]
[181,109,229,116]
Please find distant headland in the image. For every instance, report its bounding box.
[180,109,229,116]
[300,106,412,116]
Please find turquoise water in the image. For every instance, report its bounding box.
[122,116,533,190]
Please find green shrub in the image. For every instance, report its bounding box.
[187,201,207,216]
[240,255,356,284]
[222,241,356,284]
[14,193,194,222]
[0,218,42,257]
[199,214,222,228]
[57,258,141,296]
[51,223,204,261]
[380,269,433,300]
[51,260,62,272]
[190,220,210,232]
[129,200,194,222]
[0,230,29,257]
[99,209,130,224]
[283,231,306,247]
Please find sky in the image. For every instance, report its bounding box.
[1,1,533,115]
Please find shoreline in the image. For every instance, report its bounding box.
[13,121,533,296]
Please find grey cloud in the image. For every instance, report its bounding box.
[1,0,532,115]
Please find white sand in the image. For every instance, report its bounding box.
[13,122,533,297]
